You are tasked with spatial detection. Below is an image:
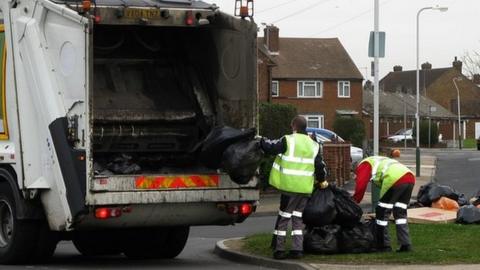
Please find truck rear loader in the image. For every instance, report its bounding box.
[0,0,258,263]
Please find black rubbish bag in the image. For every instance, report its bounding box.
[222,140,264,185]
[429,184,459,202]
[303,187,337,227]
[331,186,363,225]
[456,205,480,224]
[417,182,467,206]
[339,222,374,254]
[304,225,341,254]
[200,126,255,169]
[417,183,434,206]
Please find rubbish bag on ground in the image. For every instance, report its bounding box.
[417,183,433,206]
[417,182,467,206]
[429,184,459,202]
[331,186,363,225]
[200,126,255,169]
[432,197,460,211]
[456,205,480,224]
[304,225,341,254]
[339,222,374,254]
[303,187,337,227]
[222,139,263,185]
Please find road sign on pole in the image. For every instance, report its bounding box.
[368,31,386,58]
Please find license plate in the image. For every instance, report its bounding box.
[124,8,161,20]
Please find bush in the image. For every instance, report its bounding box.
[258,103,297,190]
[332,117,365,147]
[413,120,438,146]
[259,103,297,139]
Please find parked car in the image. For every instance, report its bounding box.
[387,128,413,143]
[306,128,364,168]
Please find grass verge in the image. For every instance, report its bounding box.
[242,224,480,264]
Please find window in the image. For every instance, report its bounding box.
[338,81,350,98]
[271,80,279,97]
[302,115,324,129]
[297,81,322,98]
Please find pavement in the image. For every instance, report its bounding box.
[215,149,479,269]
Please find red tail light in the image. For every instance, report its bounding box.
[240,203,253,216]
[185,11,194,25]
[95,207,123,219]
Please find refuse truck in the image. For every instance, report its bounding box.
[0,0,258,263]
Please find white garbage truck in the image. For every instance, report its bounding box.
[0,0,258,263]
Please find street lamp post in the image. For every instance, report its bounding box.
[453,77,463,149]
[416,5,448,177]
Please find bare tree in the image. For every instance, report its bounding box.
[462,50,480,78]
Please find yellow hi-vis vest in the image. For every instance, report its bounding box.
[269,133,319,194]
[361,156,413,198]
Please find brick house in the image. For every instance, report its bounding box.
[362,81,456,141]
[380,57,480,140]
[257,26,364,131]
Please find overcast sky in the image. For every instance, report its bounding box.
[209,0,480,79]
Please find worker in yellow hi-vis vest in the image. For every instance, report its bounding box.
[260,116,327,260]
[352,150,415,253]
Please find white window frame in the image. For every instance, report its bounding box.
[302,114,324,129]
[297,81,323,98]
[271,80,279,97]
[338,80,351,98]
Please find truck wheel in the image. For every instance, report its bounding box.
[73,231,122,256]
[30,221,58,263]
[161,226,189,259]
[123,226,189,259]
[0,182,38,264]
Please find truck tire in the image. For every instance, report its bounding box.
[73,231,122,256]
[0,182,38,264]
[123,226,189,259]
[30,221,59,263]
[161,226,189,259]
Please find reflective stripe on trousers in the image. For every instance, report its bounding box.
[272,194,308,252]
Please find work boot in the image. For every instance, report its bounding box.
[397,245,412,252]
[273,251,288,260]
[288,250,304,259]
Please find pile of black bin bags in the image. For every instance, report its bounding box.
[303,185,376,254]
[415,182,480,224]
[199,126,264,185]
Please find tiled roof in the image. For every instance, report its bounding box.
[380,68,451,94]
[363,90,456,119]
[258,37,363,80]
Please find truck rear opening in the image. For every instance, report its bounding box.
[91,22,256,175]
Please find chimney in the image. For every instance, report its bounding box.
[452,56,463,72]
[393,65,403,72]
[473,74,480,85]
[263,25,279,54]
[421,62,432,70]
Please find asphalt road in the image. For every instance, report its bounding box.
[433,149,480,198]
[3,216,277,270]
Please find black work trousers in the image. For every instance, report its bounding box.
[375,183,414,248]
[271,193,308,252]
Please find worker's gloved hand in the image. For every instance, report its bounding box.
[317,180,329,189]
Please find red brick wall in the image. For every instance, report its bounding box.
[271,79,363,130]
[257,52,272,103]
[323,143,351,187]
[465,119,480,139]
[363,117,457,141]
